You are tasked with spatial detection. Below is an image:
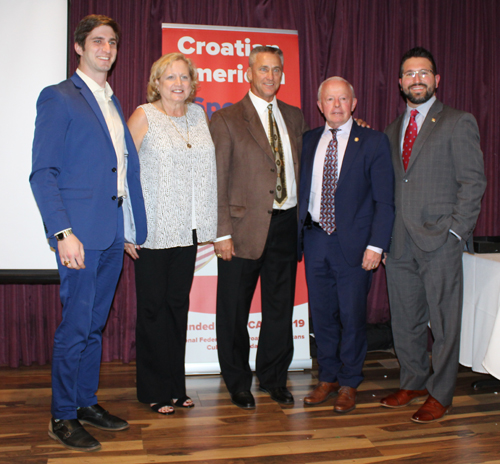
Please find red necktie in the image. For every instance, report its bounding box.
[402,109,419,171]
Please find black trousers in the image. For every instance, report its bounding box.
[216,209,297,394]
[134,231,197,404]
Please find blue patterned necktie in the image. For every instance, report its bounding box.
[319,128,340,234]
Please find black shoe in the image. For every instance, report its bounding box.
[259,386,294,405]
[77,404,129,431]
[231,390,256,409]
[48,418,101,452]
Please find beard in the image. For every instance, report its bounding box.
[402,83,435,105]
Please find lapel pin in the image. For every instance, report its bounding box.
[354,137,359,142]
[431,118,436,122]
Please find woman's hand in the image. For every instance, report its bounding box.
[125,243,140,260]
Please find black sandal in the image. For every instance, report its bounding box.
[150,403,175,415]
[172,396,195,408]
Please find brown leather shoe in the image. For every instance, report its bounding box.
[411,395,450,423]
[304,381,340,405]
[380,389,428,408]
[333,386,356,413]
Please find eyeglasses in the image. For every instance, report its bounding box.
[402,69,434,79]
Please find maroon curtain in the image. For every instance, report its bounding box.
[1,0,498,366]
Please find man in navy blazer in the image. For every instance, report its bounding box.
[30,15,147,452]
[298,77,394,413]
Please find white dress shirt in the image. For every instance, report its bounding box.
[309,117,382,255]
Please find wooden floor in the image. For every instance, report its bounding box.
[1,352,500,463]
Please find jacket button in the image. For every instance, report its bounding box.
[270,190,274,194]
[403,179,409,183]
[112,196,117,201]
[268,210,273,214]
[112,167,117,172]
[270,168,275,172]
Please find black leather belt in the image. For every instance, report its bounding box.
[272,206,296,216]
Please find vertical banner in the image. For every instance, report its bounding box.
[162,24,311,373]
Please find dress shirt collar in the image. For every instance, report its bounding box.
[323,116,353,139]
[406,95,436,120]
[76,68,114,101]
[248,90,278,114]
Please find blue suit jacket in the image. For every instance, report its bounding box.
[30,73,147,249]
[298,122,395,267]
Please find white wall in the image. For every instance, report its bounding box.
[0,0,67,270]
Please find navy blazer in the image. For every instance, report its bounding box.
[30,73,147,250]
[298,122,395,267]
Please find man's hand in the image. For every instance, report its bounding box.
[354,118,371,128]
[125,243,141,260]
[362,249,381,271]
[214,238,235,261]
[58,234,85,270]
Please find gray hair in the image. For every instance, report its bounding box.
[317,76,356,100]
[249,46,284,67]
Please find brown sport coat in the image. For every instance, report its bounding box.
[210,93,309,260]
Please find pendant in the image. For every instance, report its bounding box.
[187,143,192,148]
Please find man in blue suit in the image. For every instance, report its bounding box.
[298,77,394,413]
[30,15,147,452]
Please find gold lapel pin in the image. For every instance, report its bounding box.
[431,118,436,122]
[354,137,359,142]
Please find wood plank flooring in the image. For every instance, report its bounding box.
[1,352,500,463]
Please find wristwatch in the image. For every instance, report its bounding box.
[55,228,73,241]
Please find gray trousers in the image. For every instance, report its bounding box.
[386,231,463,406]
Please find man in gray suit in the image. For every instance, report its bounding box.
[381,47,486,423]
[210,46,308,409]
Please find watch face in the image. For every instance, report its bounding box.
[56,230,72,241]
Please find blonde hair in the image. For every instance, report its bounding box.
[146,53,198,103]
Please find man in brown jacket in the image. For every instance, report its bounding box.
[210,46,308,409]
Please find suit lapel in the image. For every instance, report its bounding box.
[242,94,275,163]
[406,99,443,173]
[337,122,361,189]
[389,114,405,176]
[303,128,323,190]
[112,94,134,157]
[278,100,299,168]
[70,74,115,152]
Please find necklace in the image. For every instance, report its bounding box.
[160,102,191,148]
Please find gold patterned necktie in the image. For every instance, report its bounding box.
[268,104,287,206]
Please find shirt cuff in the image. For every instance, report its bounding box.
[54,227,72,237]
[214,235,231,242]
[367,245,383,255]
[449,229,462,241]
